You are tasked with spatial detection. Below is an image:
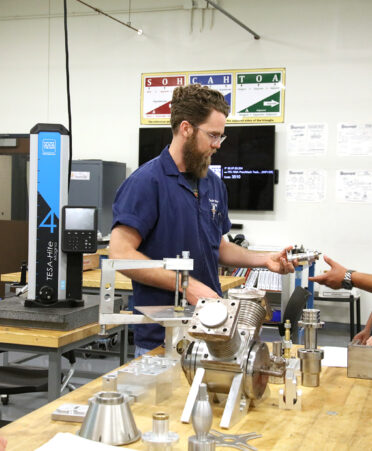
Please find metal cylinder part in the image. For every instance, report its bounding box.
[286,249,321,263]
[152,412,170,436]
[238,300,266,333]
[188,435,216,451]
[268,341,285,384]
[273,341,283,356]
[297,349,324,387]
[102,373,117,391]
[297,309,325,387]
[142,412,179,451]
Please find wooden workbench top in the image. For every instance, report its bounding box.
[1,271,244,293]
[1,347,372,450]
[0,323,119,348]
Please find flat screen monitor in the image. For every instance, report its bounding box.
[139,125,275,211]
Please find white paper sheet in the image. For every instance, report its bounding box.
[336,169,372,203]
[287,123,327,156]
[286,169,326,202]
[321,346,348,368]
[35,432,132,450]
[337,122,372,155]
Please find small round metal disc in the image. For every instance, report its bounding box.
[199,302,228,328]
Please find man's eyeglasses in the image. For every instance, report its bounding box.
[193,125,227,145]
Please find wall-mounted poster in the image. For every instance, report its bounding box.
[140,68,286,125]
[232,69,285,123]
[141,74,187,124]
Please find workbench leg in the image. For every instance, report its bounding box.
[48,351,62,402]
[356,297,361,333]
[349,297,355,342]
[120,327,126,366]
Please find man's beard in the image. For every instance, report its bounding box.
[183,134,212,179]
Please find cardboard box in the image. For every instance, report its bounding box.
[83,253,100,271]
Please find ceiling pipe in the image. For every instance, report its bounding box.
[205,0,260,39]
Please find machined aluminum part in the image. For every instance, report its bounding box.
[268,341,285,384]
[205,328,242,359]
[102,373,118,391]
[142,412,179,451]
[181,337,270,401]
[78,391,140,445]
[243,341,270,400]
[279,358,302,410]
[286,249,321,264]
[209,429,262,451]
[297,309,325,387]
[237,300,266,333]
[228,287,266,301]
[188,298,240,342]
[190,383,213,443]
[181,298,273,428]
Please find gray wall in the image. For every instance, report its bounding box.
[1,0,372,323]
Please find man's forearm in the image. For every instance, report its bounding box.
[109,246,179,292]
[109,246,218,304]
[218,241,271,268]
[351,272,372,293]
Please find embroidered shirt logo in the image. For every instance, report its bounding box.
[209,198,219,219]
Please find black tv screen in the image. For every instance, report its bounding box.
[139,125,275,211]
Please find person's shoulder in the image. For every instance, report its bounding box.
[130,155,163,181]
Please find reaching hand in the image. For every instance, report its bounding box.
[308,255,346,289]
[265,246,296,274]
[353,328,371,345]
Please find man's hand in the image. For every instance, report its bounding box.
[265,246,296,274]
[308,255,346,289]
[354,328,371,345]
[185,277,219,305]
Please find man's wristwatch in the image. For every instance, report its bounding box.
[341,270,355,290]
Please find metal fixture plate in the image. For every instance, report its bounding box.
[188,298,240,342]
[136,305,194,323]
[210,429,262,450]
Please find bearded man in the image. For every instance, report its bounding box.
[110,84,295,356]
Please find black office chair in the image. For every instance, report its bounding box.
[0,350,76,406]
[278,286,310,343]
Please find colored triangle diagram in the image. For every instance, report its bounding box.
[224,92,231,106]
[147,101,171,115]
[238,91,280,113]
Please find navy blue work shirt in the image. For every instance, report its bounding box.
[112,146,231,350]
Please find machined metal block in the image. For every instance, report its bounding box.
[347,342,372,379]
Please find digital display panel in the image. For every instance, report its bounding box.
[64,208,96,230]
[139,125,275,211]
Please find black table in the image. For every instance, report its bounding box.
[314,293,361,341]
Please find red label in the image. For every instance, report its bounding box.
[145,76,185,87]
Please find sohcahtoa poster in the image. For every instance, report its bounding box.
[141,68,285,125]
